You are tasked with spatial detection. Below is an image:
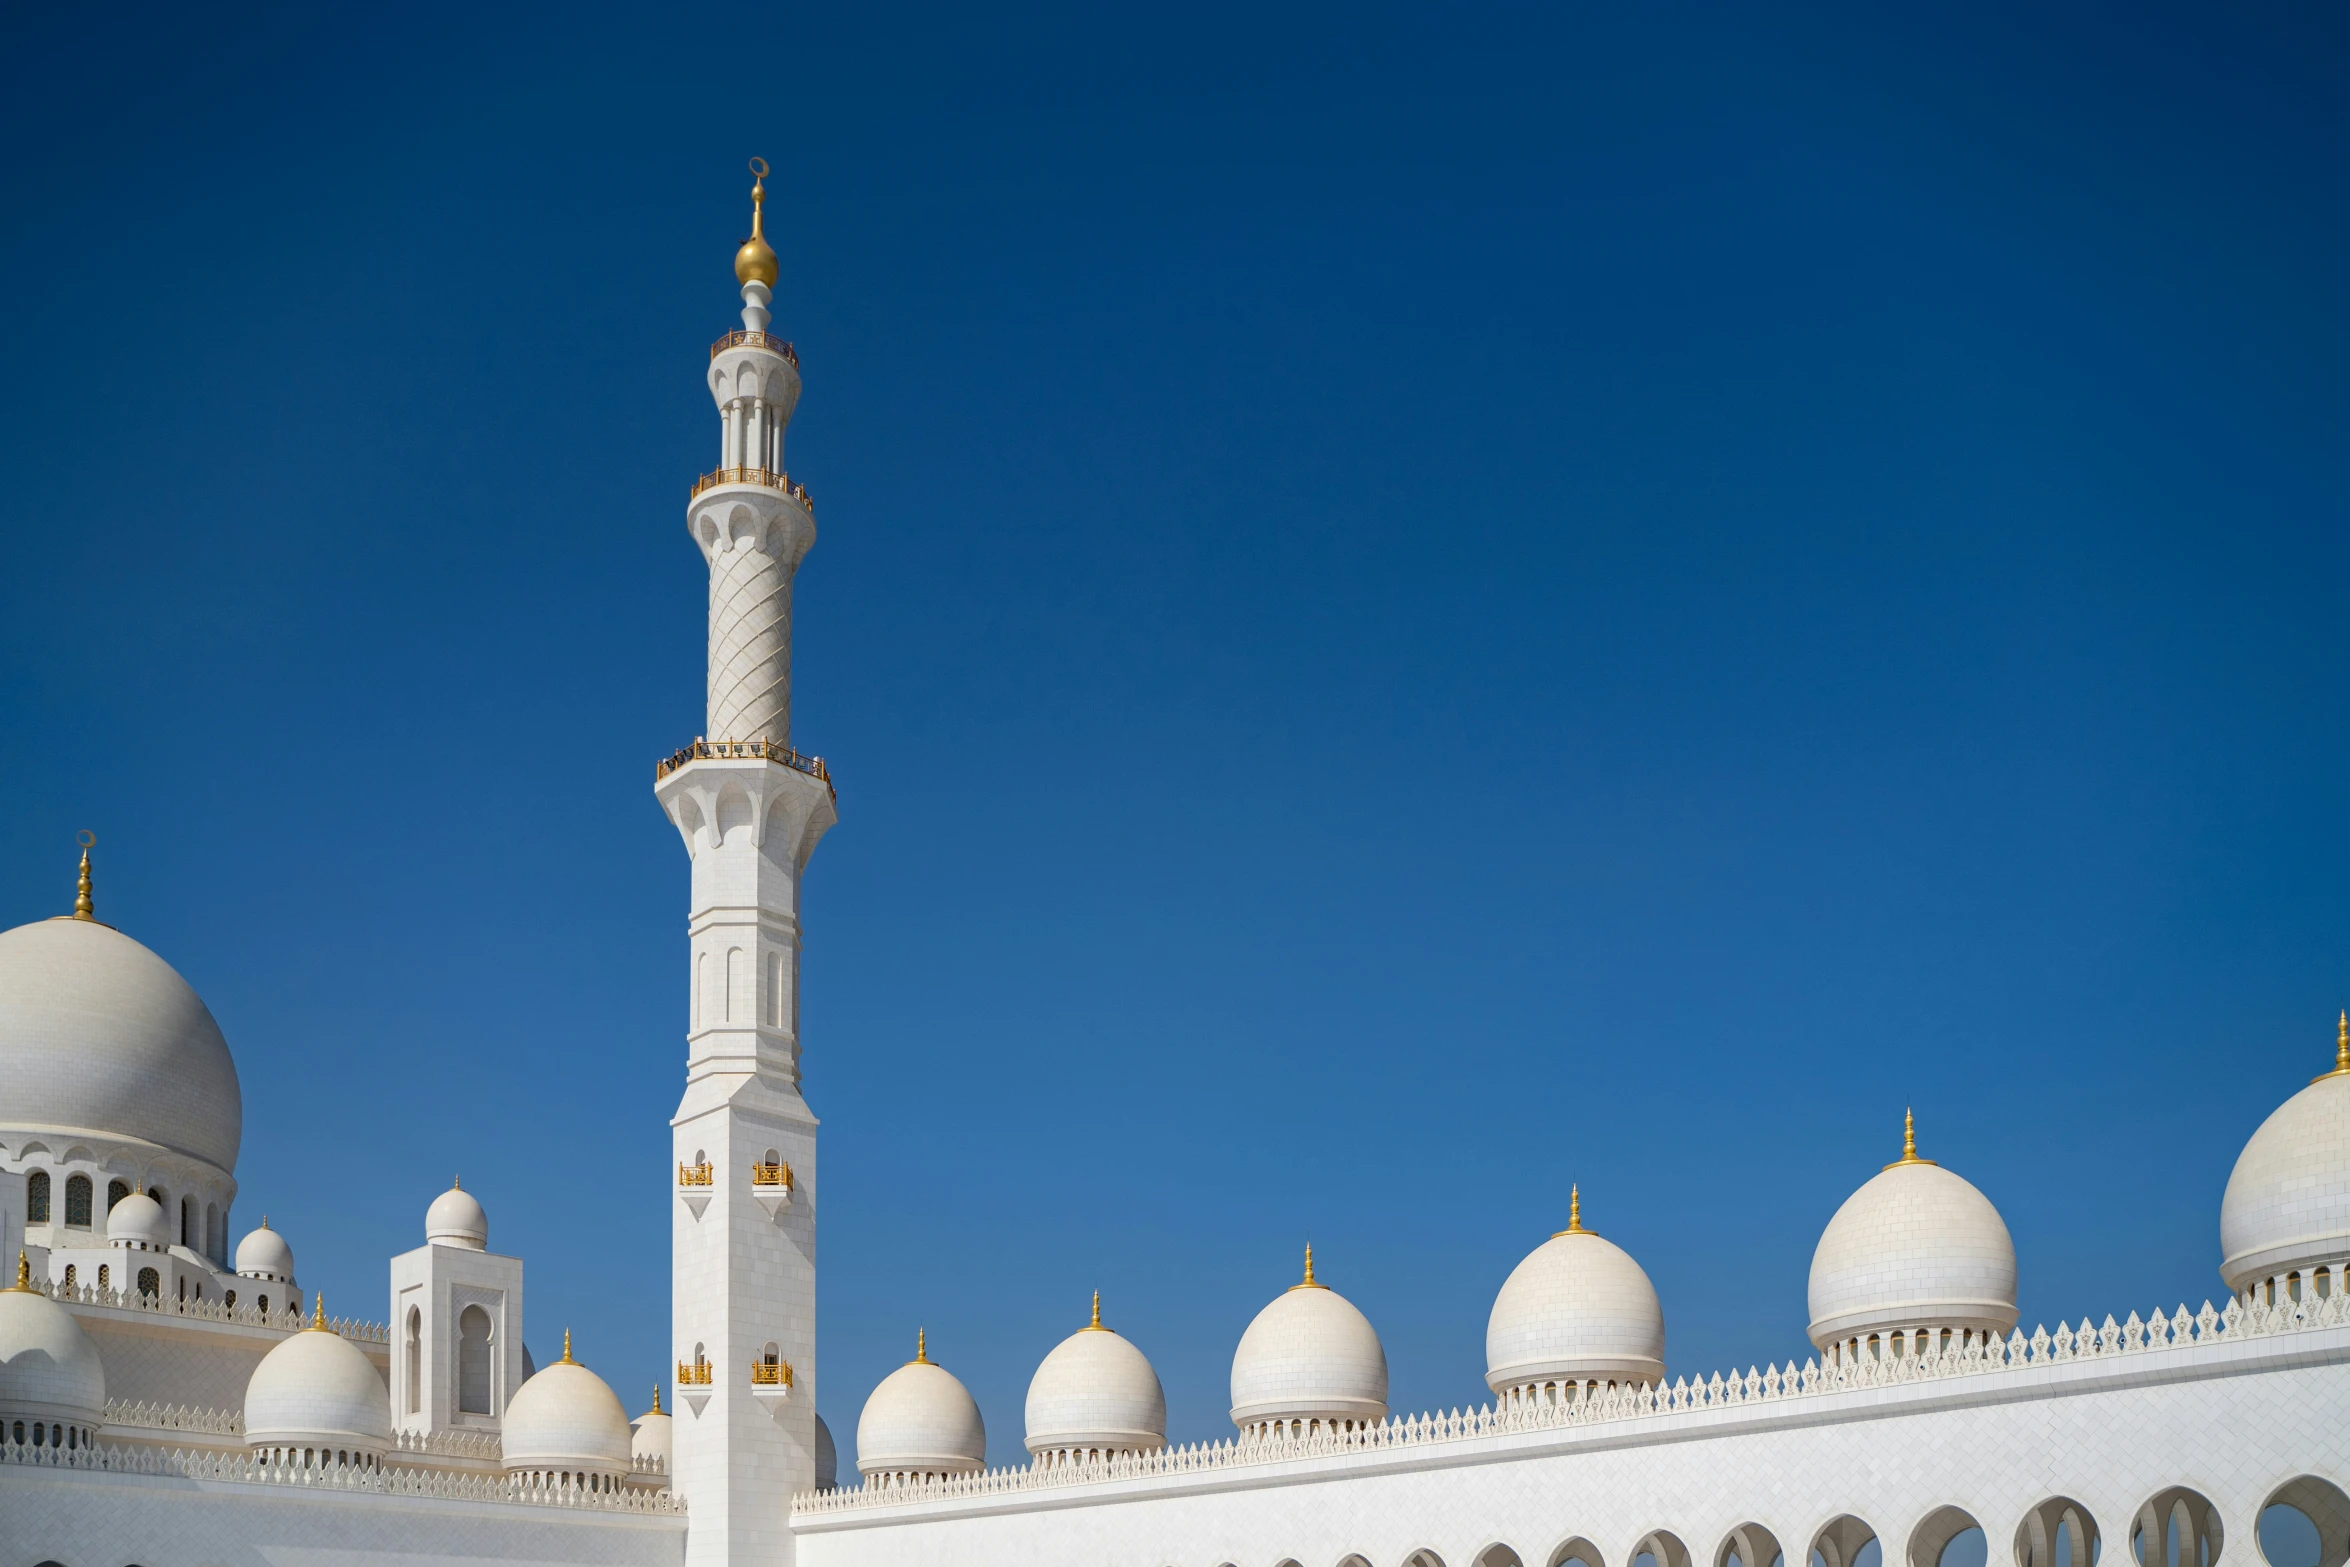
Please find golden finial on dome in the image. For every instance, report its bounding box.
[2313,1011,2350,1083]
[1086,1289,1104,1330]
[452,1174,461,1189]
[913,1327,930,1364]
[1555,1184,1588,1237]
[561,1327,575,1364]
[8,1251,30,1292]
[734,157,779,288]
[1290,1243,1325,1291]
[650,1385,663,1416]
[1885,1107,1937,1170]
[73,830,95,920]
[309,1293,328,1331]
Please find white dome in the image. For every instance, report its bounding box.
[244,1310,393,1455]
[814,1411,838,1491]
[107,1192,170,1250]
[1485,1197,1666,1393]
[1229,1250,1388,1430]
[855,1337,986,1477]
[425,1182,488,1249]
[630,1390,672,1469]
[0,916,242,1173]
[0,1264,105,1422]
[1024,1297,1166,1455]
[503,1338,632,1476]
[1808,1120,2017,1348]
[235,1220,296,1281]
[2220,1032,2350,1291]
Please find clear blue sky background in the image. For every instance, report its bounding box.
[3,2,2346,1470]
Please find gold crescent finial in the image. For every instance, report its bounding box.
[2314,1011,2350,1083]
[735,157,779,287]
[73,831,95,921]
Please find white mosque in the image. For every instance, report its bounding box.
[1,166,2346,1567]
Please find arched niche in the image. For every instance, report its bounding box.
[2133,1489,2224,1567]
[1815,1517,1884,1567]
[1634,1532,1694,1567]
[1406,1553,1450,1567]
[2017,1498,2102,1567]
[1551,1537,1605,1567]
[2261,1476,2350,1567]
[1477,1548,1527,1567]
[1911,1509,1987,1567]
[1721,1524,1787,1567]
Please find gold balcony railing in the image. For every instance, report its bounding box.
[710,329,798,364]
[688,466,814,512]
[677,1357,713,1386]
[656,739,832,789]
[750,1358,794,1388]
[751,1161,793,1189]
[677,1161,714,1188]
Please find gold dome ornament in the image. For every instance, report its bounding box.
[734,157,779,288]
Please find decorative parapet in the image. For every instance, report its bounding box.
[709,329,797,365]
[655,739,832,791]
[48,1280,388,1344]
[750,1358,793,1387]
[0,1440,684,1514]
[677,1161,714,1187]
[677,1356,714,1386]
[631,1452,668,1477]
[751,1160,792,1189]
[688,466,814,512]
[104,1401,240,1437]
[792,1274,2350,1516]
[390,1427,501,1461]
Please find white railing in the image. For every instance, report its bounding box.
[47,1279,388,1343]
[390,1427,501,1460]
[104,1400,240,1437]
[0,1440,683,1514]
[794,1275,2350,1516]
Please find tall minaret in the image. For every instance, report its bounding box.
[657,159,836,1567]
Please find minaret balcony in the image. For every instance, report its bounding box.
[750,1355,794,1415]
[677,1160,714,1220]
[710,329,798,364]
[656,739,832,791]
[690,466,814,513]
[677,1355,714,1417]
[751,1160,795,1220]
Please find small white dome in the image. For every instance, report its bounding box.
[1808,1116,2017,1348]
[235,1220,296,1281]
[425,1181,488,1249]
[855,1335,986,1477]
[107,1192,170,1250]
[244,1307,393,1455]
[1229,1249,1388,1430]
[1024,1296,1166,1455]
[814,1411,838,1491]
[2220,1029,2350,1291]
[1485,1194,1666,1393]
[0,1263,105,1422]
[630,1389,672,1469]
[503,1336,632,1476]
[0,915,242,1172]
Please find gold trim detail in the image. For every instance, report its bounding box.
[710,329,798,365]
[751,1161,793,1189]
[688,466,814,511]
[677,1355,713,1386]
[678,1161,714,1188]
[751,1357,793,1387]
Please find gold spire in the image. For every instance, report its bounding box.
[650,1385,663,1416]
[452,1175,461,1190]
[1554,1184,1588,1238]
[309,1293,328,1331]
[912,1327,930,1364]
[2313,1011,2350,1083]
[561,1328,575,1364]
[73,830,95,920]
[1885,1107,1937,1170]
[7,1251,30,1292]
[1085,1289,1104,1331]
[734,157,779,287]
[1290,1243,1325,1291]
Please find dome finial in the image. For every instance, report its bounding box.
[1556,1183,1588,1237]
[8,1251,30,1292]
[1291,1242,1325,1290]
[73,830,95,921]
[309,1292,328,1331]
[1885,1107,1937,1169]
[651,1384,663,1415]
[913,1327,929,1364]
[2316,1011,2350,1083]
[561,1327,575,1364]
[734,157,779,288]
[1087,1289,1103,1330]
[452,1174,461,1190]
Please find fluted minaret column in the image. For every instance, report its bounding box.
[658,159,835,1567]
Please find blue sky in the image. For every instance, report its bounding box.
[3,2,2346,1467]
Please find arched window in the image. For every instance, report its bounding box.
[136,1267,160,1298]
[207,1202,221,1262]
[225,1289,236,1309]
[406,1307,423,1415]
[97,1264,109,1291]
[258,1293,270,1315]
[61,1265,75,1289]
[106,1178,129,1212]
[26,1171,49,1224]
[147,1185,164,1208]
[182,1196,195,1246]
[64,1175,92,1227]
[459,1304,495,1414]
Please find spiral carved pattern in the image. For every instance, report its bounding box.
[707,536,794,744]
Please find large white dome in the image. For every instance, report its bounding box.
[0,916,242,1173]
[1229,1249,1388,1430]
[503,1337,633,1476]
[2219,1024,2350,1292]
[1485,1193,1666,1393]
[856,1335,986,1477]
[0,1261,105,1424]
[1807,1117,2017,1348]
[1024,1295,1166,1455]
[244,1306,393,1455]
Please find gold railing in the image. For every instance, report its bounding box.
[710,330,799,365]
[656,739,832,789]
[750,1358,794,1387]
[677,1357,713,1386]
[688,467,814,512]
[751,1161,793,1189]
[677,1162,713,1187]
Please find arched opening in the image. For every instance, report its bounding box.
[1911,1512,1987,1567]
[64,1174,92,1227]
[1635,1533,1694,1567]
[2261,1476,2350,1567]
[405,1307,423,1414]
[1722,1525,1787,1567]
[26,1171,49,1224]
[458,1304,495,1414]
[136,1266,159,1298]
[1338,1557,1375,1567]
[1479,1548,1528,1567]
[181,1196,194,1246]
[2018,1498,2103,1567]
[1551,1539,1605,1567]
[106,1179,128,1211]
[207,1202,221,1261]
[1815,1516,1885,1567]
[1407,1554,1450,1567]
[2133,1489,2224,1567]
[97,1264,109,1292]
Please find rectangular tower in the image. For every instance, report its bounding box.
[656,165,835,1567]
